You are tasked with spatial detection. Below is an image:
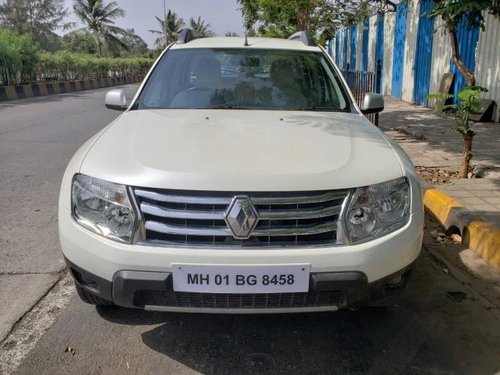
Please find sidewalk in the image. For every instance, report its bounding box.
[379,97,500,269]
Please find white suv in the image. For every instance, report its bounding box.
[59,30,423,313]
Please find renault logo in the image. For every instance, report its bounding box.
[225,196,259,239]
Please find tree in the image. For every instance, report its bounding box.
[428,86,488,178]
[73,0,127,56]
[190,16,215,37]
[429,0,500,86]
[225,31,239,37]
[237,0,404,43]
[113,28,148,57]
[149,10,184,50]
[62,30,97,54]
[0,0,68,48]
[120,28,148,57]
[0,27,39,85]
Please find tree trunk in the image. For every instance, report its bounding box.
[93,31,101,56]
[459,133,473,178]
[447,25,476,86]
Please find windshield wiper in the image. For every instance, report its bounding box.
[295,106,343,112]
[209,105,254,109]
[209,105,235,109]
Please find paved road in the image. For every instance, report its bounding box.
[1,88,499,374]
[0,85,138,343]
[12,243,500,374]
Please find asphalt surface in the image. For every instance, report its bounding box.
[12,246,500,375]
[1,87,499,374]
[0,85,138,343]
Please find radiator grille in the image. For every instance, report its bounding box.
[133,188,349,247]
[134,290,344,309]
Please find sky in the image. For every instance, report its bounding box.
[62,0,246,47]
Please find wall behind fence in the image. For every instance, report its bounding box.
[383,12,396,95]
[475,13,500,122]
[330,3,500,122]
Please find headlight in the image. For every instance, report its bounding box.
[71,174,136,243]
[344,177,410,244]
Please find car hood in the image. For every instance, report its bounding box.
[80,109,403,191]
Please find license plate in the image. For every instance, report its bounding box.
[172,264,310,294]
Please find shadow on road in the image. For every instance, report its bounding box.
[13,251,500,374]
[98,307,393,374]
[93,252,498,375]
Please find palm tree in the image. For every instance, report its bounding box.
[73,0,126,56]
[149,10,185,50]
[190,16,216,37]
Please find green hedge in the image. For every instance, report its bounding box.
[0,28,154,86]
[0,28,39,86]
[37,52,153,82]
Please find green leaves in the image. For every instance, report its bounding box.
[189,16,215,38]
[149,10,185,50]
[428,0,499,31]
[36,51,153,81]
[0,0,68,46]
[0,28,39,85]
[237,0,407,44]
[0,28,152,86]
[73,0,127,56]
[427,85,487,136]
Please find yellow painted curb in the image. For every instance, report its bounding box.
[39,83,48,96]
[22,84,33,98]
[464,221,500,270]
[423,188,500,271]
[5,86,17,100]
[423,189,461,225]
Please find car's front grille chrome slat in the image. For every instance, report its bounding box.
[134,188,350,248]
[145,220,337,237]
[145,221,232,237]
[135,189,232,205]
[251,191,347,205]
[141,202,225,220]
[259,206,341,220]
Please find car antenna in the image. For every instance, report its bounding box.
[244,31,249,46]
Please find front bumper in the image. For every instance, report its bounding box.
[67,257,415,313]
[60,204,423,312]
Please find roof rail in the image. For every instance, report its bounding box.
[177,28,198,44]
[288,31,316,47]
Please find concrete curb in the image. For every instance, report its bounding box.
[0,76,143,102]
[424,188,500,271]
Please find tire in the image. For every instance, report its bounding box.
[75,283,114,306]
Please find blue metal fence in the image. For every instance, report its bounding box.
[413,0,435,105]
[335,31,340,66]
[343,29,348,70]
[362,18,369,71]
[350,25,358,69]
[392,2,407,98]
[450,17,480,100]
[375,13,385,93]
[330,1,486,111]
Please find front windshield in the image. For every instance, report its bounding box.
[137,48,350,111]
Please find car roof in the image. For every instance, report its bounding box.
[170,37,323,52]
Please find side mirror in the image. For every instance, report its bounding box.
[105,89,128,111]
[361,93,384,114]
